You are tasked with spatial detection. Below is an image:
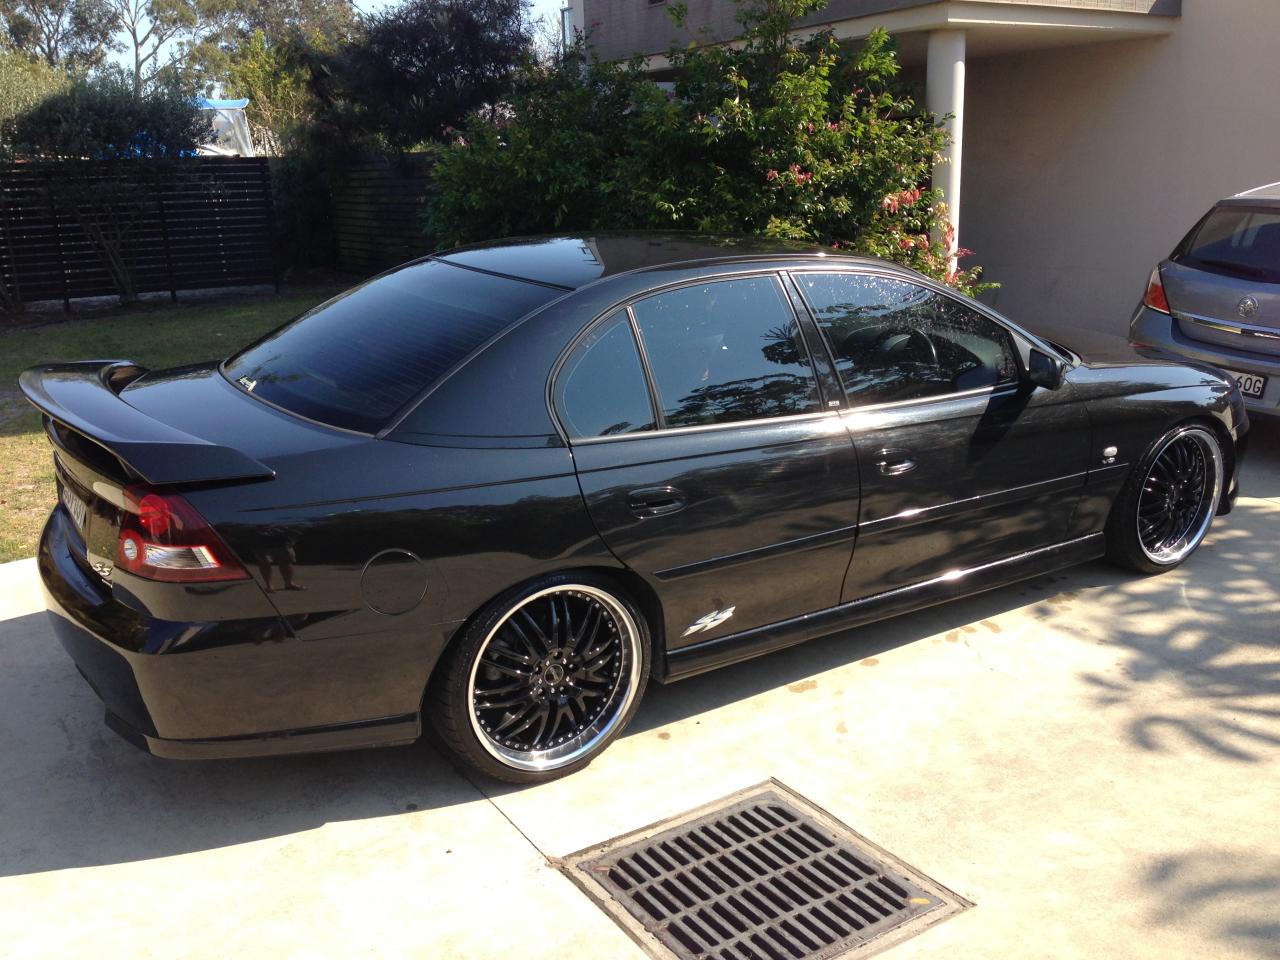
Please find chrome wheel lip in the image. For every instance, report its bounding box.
[1136,427,1223,566]
[467,584,643,773]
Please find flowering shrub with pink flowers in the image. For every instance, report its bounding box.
[425,0,990,296]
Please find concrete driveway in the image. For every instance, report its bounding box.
[2,424,1277,960]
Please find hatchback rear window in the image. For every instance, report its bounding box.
[223,260,559,433]
[1177,204,1280,283]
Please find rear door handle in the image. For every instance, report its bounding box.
[876,449,917,476]
[627,485,687,518]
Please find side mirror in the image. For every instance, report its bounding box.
[1026,347,1066,391]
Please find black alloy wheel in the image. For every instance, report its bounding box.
[1107,424,1224,573]
[428,574,650,783]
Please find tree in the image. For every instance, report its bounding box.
[0,46,67,131]
[232,0,353,41]
[109,0,201,94]
[222,29,313,154]
[0,0,118,70]
[183,0,354,93]
[6,69,212,303]
[425,0,987,294]
[310,0,533,151]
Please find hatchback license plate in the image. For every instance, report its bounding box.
[60,483,88,532]
[1223,368,1268,399]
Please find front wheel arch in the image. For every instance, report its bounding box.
[1105,418,1225,574]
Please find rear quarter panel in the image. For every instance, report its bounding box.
[185,439,622,727]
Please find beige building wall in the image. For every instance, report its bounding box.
[963,0,1280,334]
[579,0,1178,62]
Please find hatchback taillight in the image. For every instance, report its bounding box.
[1143,266,1171,314]
[116,486,248,583]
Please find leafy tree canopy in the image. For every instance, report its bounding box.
[308,0,533,151]
[0,46,67,130]
[426,0,985,293]
[0,0,118,70]
[185,0,355,89]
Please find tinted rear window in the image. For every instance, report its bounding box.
[223,260,559,433]
[1178,204,1280,283]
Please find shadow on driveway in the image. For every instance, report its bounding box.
[1145,849,1280,960]
[0,606,474,879]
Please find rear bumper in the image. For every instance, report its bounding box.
[1131,306,1280,418]
[39,508,420,759]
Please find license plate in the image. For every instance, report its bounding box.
[1223,368,1268,400]
[60,483,88,532]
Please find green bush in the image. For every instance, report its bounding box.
[7,67,210,160]
[425,0,986,294]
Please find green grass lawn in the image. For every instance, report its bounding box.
[0,285,343,563]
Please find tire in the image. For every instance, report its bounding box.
[1105,423,1224,575]
[426,572,651,784]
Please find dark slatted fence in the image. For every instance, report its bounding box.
[332,155,432,276]
[0,157,276,310]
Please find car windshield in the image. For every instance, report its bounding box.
[223,260,560,433]
[1178,204,1280,284]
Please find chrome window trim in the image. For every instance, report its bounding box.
[570,383,1004,445]
[1174,310,1280,341]
[837,384,999,418]
[569,408,843,445]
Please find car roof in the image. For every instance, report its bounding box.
[435,232,898,290]
[1229,181,1280,202]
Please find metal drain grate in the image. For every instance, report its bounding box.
[561,781,968,960]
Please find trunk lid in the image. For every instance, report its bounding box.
[21,359,360,583]
[1162,260,1280,357]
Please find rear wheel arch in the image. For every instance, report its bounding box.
[422,566,658,782]
[426,563,665,685]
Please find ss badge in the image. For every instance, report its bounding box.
[682,606,737,638]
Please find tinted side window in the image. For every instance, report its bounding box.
[798,273,1018,407]
[557,311,656,439]
[630,276,821,428]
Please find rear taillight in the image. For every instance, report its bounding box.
[1143,266,1171,314]
[116,486,248,583]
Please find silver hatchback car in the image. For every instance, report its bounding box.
[1131,181,1280,417]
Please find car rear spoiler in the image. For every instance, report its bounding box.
[19,360,275,485]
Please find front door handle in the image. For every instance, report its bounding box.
[876,449,917,476]
[627,485,687,518]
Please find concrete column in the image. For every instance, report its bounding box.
[561,2,584,45]
[926,29,966,265]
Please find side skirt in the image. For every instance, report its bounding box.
[660,533,1105,682]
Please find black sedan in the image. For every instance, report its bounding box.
[23,234,1248,782]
